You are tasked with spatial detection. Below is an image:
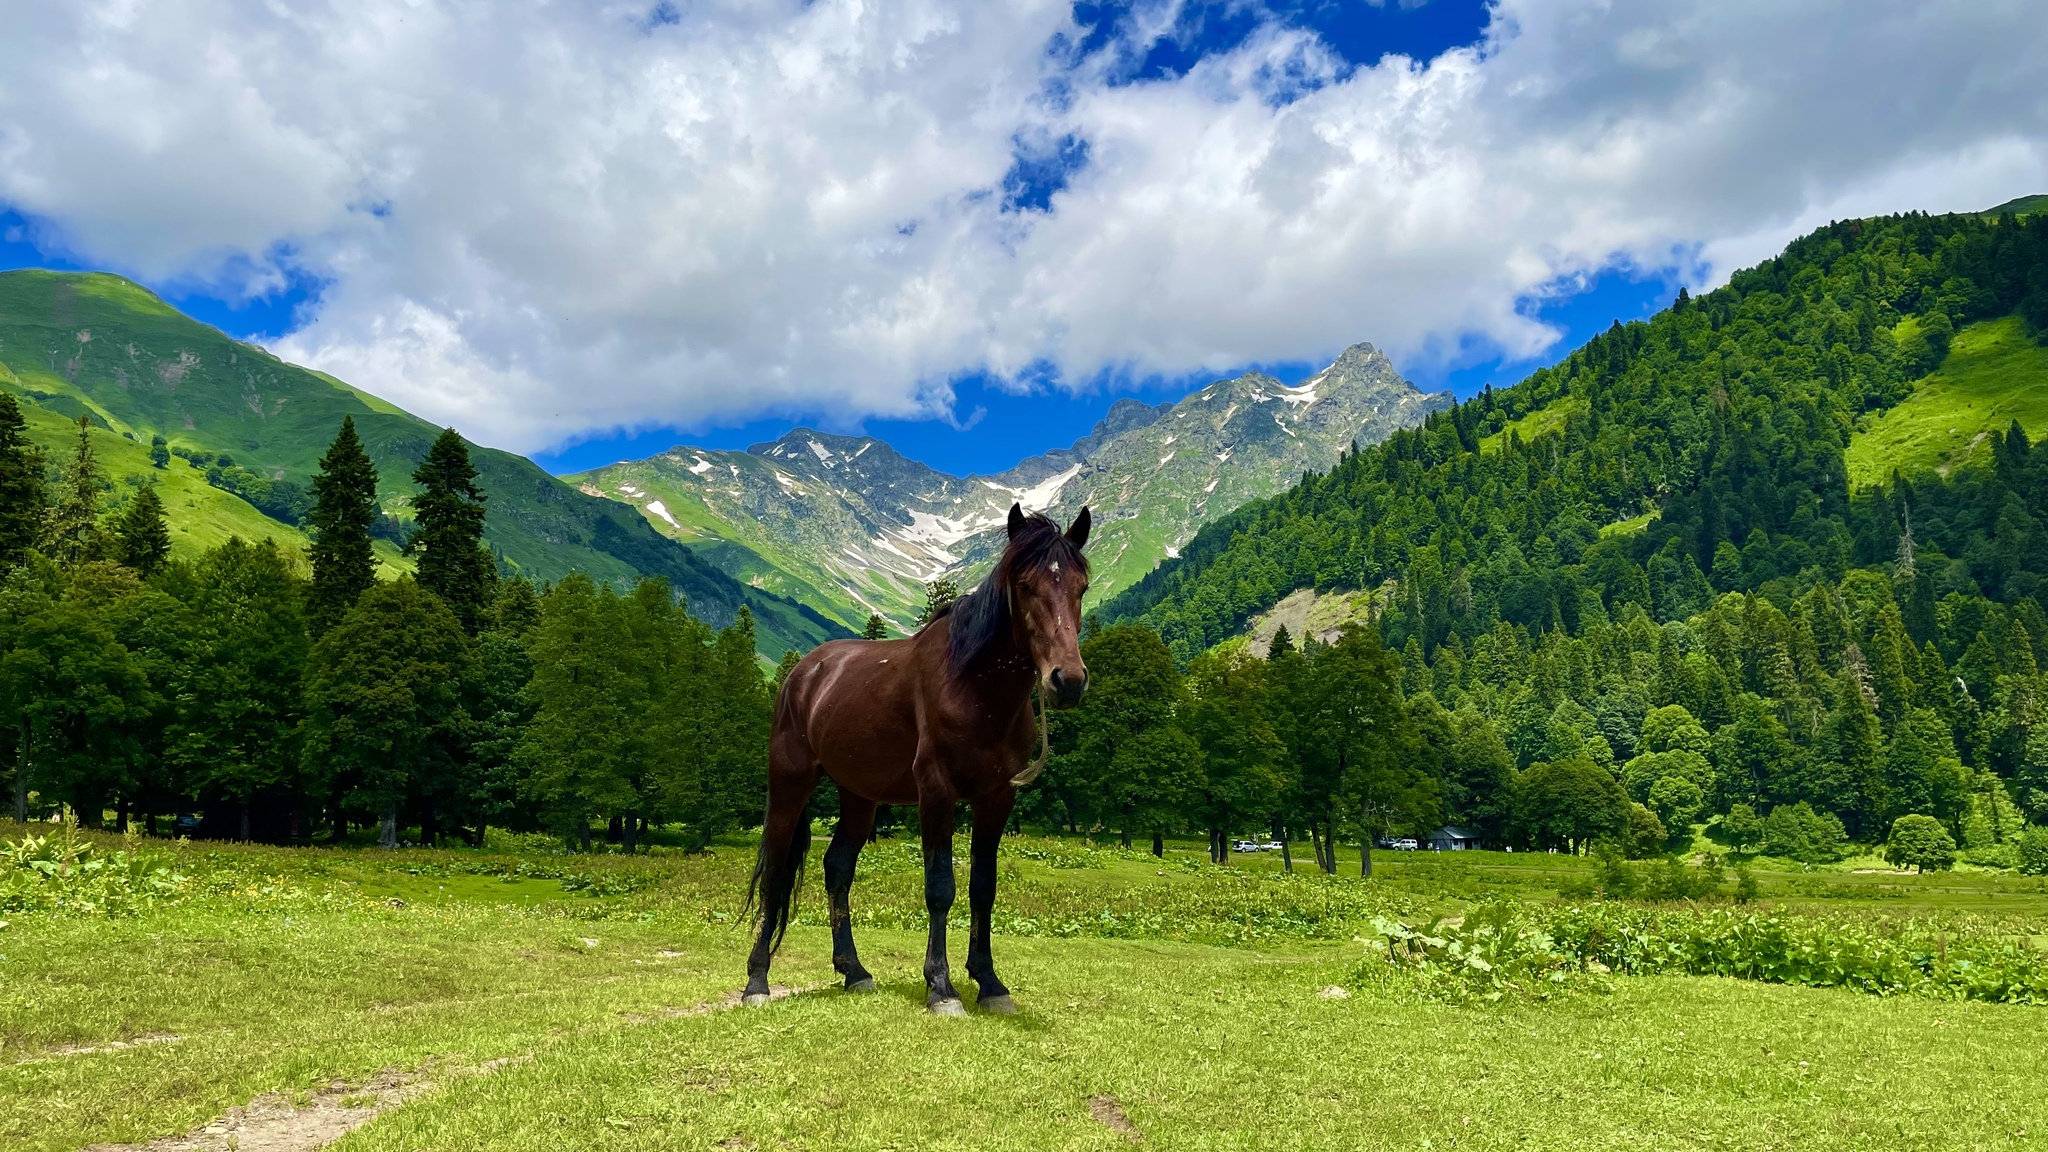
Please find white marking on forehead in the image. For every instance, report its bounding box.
[1050,561,1060,572]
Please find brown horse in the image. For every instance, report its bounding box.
[743,503,1091,1014]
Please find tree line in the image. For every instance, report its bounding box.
[1095,208,2048,868]
[0,405,770,848]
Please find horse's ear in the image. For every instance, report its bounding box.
[1066,506,1091,550]
[1008,502,1026,538]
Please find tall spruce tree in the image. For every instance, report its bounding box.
[0,393,46,571]
[113,485,172,578]
[306,416,382,633]
[47,416,106,566]
[411,428,493,632]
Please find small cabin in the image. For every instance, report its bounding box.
[1423,826,1482,851]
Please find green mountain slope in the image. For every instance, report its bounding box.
[572,344,1449,631]
[1844,315,2048,486]
[1104,207,2048,656]
[0,270,846,657]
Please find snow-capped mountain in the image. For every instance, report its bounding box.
[567,342,1449,632]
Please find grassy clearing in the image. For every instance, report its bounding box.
[10,401,411,572]
[7,825,2048,1150]
[1481,396,1587,455]
[1845,316,2048,487]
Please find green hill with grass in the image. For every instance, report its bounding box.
[1845,314,2048,486]
[0,270,846,656]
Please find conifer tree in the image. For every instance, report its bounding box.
[302,577,472,849]
[0,393,46,571]
[46,416,107,566]
[862,613,888,640]
[411,428,493,632]
[113,484,172,578]
[306,416,382,633]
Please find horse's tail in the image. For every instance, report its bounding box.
[743,807,811,956]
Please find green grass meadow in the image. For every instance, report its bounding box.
[7,824,2048,1151]
[1845,316,2048,487]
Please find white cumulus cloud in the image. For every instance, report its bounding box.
[0,0,2043,453]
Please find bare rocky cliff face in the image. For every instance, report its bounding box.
[571,342,1450,632]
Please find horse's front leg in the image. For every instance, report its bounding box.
[967,788,1017,1013]
[918,790,965,1015]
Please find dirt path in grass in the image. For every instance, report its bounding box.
[77,985,805,1152]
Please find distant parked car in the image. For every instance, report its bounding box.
[1231,839,1265,853]
[1387,838,1419,851]
[172,814,203,836]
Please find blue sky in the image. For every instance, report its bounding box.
[3,0,2040,477]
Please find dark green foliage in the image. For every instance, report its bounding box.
[1882,813,1958,872]
[305,416,381,634]
[301,578,473,848]
[2019,827,2048,875]
[1513,758,1630,852]
[916,578,960,629]
[516,577,771,851]
[1046,624,1202,849]
[46,416,107,567]
[862,613,888,640]
[0,394,47,572]
[112,485,171,579]
[167,539,307,840]
[203,461,311,524]
[411,429,495,633]
[148,434,169,470]
[1183,647,1284,862]
[1761,801,1850,864]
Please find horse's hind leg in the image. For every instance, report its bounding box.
[744,728,817,1005]
[966,790,1016,1013]
[824,791,878,992]
[917,790,965,1015]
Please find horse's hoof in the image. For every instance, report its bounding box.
[978,994,1018,1015]
[846,977,878,994]
[928,997,968,1017]
[740,992,771,1008]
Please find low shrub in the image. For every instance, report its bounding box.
[0,826,187,916]
[1357,901,2048,1005]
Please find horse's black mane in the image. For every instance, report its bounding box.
[937,512,1087,678]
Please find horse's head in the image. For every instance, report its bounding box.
[1005,502,1091,707]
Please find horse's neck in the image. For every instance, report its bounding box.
[963,631,1036,708]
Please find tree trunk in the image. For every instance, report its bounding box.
[1151,831,1163,857]
[117,796,129,833]
[607,814,622,844]
[622,811,639,854]
[578,821,592,853]
[13,721,26,823]
[1120,826,1132,849]
[1308,826,1324,873]
[146,811,159,837]
[1279,827,1293,874]
[378,801,398,849]
[1360,836,1373,878]
[420,803,440,847]
[240,800,251,843]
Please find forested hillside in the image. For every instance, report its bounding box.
[1080,206,2048,859]
[0,271,845,657]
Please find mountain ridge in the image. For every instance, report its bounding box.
[570,342,1451,630]
[0,269,848,658]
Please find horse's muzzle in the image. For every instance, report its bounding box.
[1048,667,1088,708]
